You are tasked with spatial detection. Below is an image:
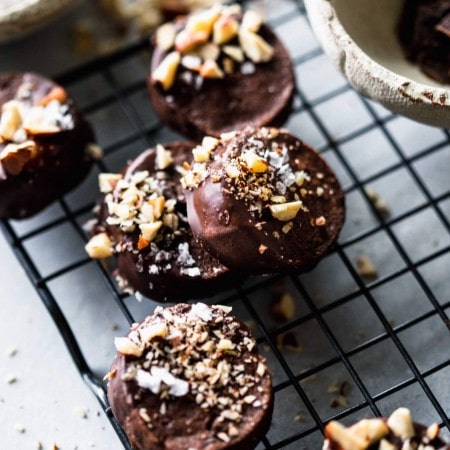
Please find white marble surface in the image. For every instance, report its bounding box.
[0,233,122,450]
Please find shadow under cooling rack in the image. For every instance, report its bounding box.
[1,1,450,449]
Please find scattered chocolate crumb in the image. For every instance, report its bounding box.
[110,323,120,331]
[356,255,378,280]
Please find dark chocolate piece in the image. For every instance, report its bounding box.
[0,72,95,219]
[182,127,345,275]
[148,5,295,140]
[107,303,274,450]
[398,0,450,84]
[89,142,242,302]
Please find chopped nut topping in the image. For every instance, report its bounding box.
[99,173,122,193]
[0,140,38,175]
[153,4,273,88]
[426,423,440,440]
[156,22,177,51]
[116,304,268,441]
[387,407,415,440]
[114,337,143,357]
[239,29,274,63]
[152,51,181,91]
[240,150,268,173]
[156,144,174,170]
[0,101,22,141]
[85,232,113,259]
[270,201,304,222]
[38,86,68,106]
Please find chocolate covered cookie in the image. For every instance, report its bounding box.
[0,72,95,219]
[182,127,345,275]
[148,4,295,140]
[398,0,450,84]
[107,303,274,450]
[85,142,241,302]
[323,407,450,450]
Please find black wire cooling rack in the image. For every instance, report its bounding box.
[1,1,450,449]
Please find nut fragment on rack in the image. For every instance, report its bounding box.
[270,292,295,322]
[85,232,113,259]
[356,255,378,279]
[366,187,390,218]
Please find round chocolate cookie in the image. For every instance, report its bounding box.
[107,303,274,450]
[148,4,295,140]
[0,72,95,219]
[85,142,241,302]
[323,407,450,450]
[182,127,345,275]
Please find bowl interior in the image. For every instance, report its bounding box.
[330,0,448,88]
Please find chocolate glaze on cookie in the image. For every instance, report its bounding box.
[88,142,241,302]
[323,407,450,450]
[0,72,95,219]
[107,303,274,450]
[182,127,345,275]
[398,0,450,84]
[148,4,295,140]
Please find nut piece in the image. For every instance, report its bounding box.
[270,292,295,322]
[192,145,211,163]
[114,337,143,357]
[426,423,440,441]
[387,408,415,440]
[239,29,274,63]
[0,140,37,175]
[193,42,221,61]
[199,59,224,79]
[356,255,378,280]
[201,136,219,153]
[85,232,113,259]
[270,201,304,222]
[222,45,245,62]
[324,421,368,450]
[148,196,165,220]
[240,150,268,173]
[156,22,176,51]
[175,29,209,53]
[225,163,240,178]
[241,10,263,33]
[379,439,396,450]
[139,221,163,242]
[213,15,239,44]
[152,51,181,91]
[0,101,22,141]
[37,86,68,106]
[139,322,168,343]
[186,5,221,37]
[156,144,174,170]
[349,419,389,445]
[99,173,122,193]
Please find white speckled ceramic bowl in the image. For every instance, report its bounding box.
[304,0,450,128]
[0,0,80,43]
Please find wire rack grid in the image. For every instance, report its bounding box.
[1,1,449,449]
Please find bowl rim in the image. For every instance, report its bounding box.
[304,0,450,110]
